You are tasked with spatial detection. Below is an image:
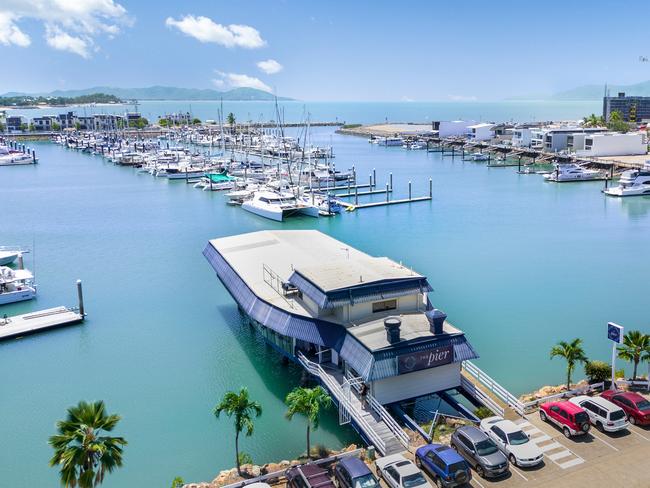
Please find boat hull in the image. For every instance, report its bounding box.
[0,287,36,305]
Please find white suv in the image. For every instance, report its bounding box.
[569,395,629,433]
[479,416,544,467]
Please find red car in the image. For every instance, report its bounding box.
[601,390,650,426]
[540,400,591,438]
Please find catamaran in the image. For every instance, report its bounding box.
[241,190,319,221]
[0,266,36,305]
[604,161,650,196]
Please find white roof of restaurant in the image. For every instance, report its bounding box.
[467,123,495,129]
[208,230,423,318]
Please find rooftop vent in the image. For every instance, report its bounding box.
[428,308,447,335]
[384,316,401,344]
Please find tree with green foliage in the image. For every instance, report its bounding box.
[584,360,612,383]
[214,387,262,475]
[48,400,127,488]
[159,118,169,127]
[618,330,650,380]
[285,386,332,459]
[52,122,61,131]
[171,476,184,488]
[550,338,588,390]
[20,123,28,131]
[582,113,604,128]
[129,117,149,129]
[192,118,201,125]
[607,110,631,133]
[227,112,236,126]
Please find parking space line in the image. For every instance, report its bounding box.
[590,431,620,451]
[531,433,551,442]
[548,450,573,461]
[471,476,486,488]
[510,465,529,482]
[557,458,584,469]
[630,428,650,441]
[539,441,563,453]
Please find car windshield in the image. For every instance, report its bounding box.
[475,439,498,456]
[636,399,650,411]
[402,473,427,488]
[575,412,589,424]
[354,474,378,488]
[610,410,626,421]
[507,431,529,445]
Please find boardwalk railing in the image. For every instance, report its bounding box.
[615,379,650,392]
[297,353,386,455]
[460,375,505,417]
[521,382,605,411]
[462,361,526,416]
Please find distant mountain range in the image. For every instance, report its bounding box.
[1,86,292,101]
[550,81,650,100]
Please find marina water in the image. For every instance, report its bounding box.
[2,100,649,487]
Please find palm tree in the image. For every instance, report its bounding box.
[226,112,236,133]
[48,400,127,488]
[214,387,262,475]
[550,338,588,390]
[285,386,332,459]
[617,330,650,380]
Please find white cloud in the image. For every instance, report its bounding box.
[0,0,130,57]
[257,59,283,74]
[45,26,90,58]
[165,15,265,49]
[212,71,272,92]
[0,13,31,47]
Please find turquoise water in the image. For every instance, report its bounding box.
[10,99,601,125]
[2,116,649,487]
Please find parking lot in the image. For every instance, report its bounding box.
[375,393,650,488]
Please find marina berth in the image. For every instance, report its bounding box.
[543,163,607,182]
[604,161,650,196]
[204,230,478,455]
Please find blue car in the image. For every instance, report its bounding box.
[415,444,472,488]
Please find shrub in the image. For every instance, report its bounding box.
[171,477,184,488]
[585,360,611,383]
[238,451,253,465]
[474,406,494,419]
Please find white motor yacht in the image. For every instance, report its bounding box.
[604,162,650,196]
[241,190,319,221]
[0,266,36,305]
[0,146,35,166]
[544,163,605,182]
[471,152,489,161]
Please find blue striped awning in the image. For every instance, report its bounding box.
[203,243,346,348]
[287,270,432,309]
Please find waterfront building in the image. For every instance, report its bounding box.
[160,112,192,125]
[6,115,26,132]
[57,111,77,129]
[575,132,647,157]
[32,115,58,131]
[603,92,650,123]
[466,123,495,141]
[435,120,477,138]
[531,126,607,152]
[204,230,478,406]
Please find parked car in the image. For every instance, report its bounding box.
[601,390,650,426]
[569,395,629,433]
[375,454,431,488]
[450,425,509,479]
[415,443,472,488]
[479,416,544,467]
[286,463,336,488]
[539,400,591,438]
[334,457,379,488]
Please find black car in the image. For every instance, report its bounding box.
[334,457,379,488]
[450,425,509,479]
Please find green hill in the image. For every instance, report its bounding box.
[551,81,650,100]
[1,86,292,101]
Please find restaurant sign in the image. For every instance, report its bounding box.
[397,344,454,374]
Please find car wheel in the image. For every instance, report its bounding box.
[509,454,517,467]
[415,456,422,468]
[629,416,636,425]
[540,410,547,422]
[476,466,485,478]
[435,478,444,488]
[596,421,604,432]
[563,427,571,438]
[451,443,458,451]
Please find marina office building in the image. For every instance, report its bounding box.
[204,230,479,453]
[603,92,650,123]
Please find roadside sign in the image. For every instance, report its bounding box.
[608,322,623,344]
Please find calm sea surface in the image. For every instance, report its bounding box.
[2,100,649,487]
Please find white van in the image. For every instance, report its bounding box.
[569,395,629,432]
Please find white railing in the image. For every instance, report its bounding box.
[297,353,386,455]
[462,361,526,416]
[345,370,410,449]
[521,382,605,411]
[460,375,505,418]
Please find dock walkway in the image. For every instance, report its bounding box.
[0,306,83,341]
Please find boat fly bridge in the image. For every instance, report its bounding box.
[204,230,480,456]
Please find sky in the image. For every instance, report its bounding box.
[1,0,649,101]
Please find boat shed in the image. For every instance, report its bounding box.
[204,230,478,405]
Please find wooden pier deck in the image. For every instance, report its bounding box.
[338,195,431,210]
[0,306,84,341]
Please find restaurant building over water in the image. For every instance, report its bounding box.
[204,230,479,453]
